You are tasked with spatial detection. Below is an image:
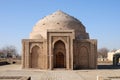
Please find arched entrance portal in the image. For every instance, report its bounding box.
[53,40,66,68]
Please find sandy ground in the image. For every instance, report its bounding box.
[0,64,21,71]
[0,64,120,80]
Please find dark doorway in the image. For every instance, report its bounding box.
[113,53,120,66]
[55,52,65,68]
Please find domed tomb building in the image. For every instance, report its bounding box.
[22,11,97,70]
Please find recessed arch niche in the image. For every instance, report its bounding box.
[53,40,66,68]
[31,45,40,68]
[79,46,89,69]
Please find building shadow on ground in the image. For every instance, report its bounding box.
[98,65,120,69]
[0,61,10,66]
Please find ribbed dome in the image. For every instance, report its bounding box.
[30,10,89,39]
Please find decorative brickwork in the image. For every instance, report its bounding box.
[22,11,97,70]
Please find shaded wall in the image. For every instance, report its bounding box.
[73,39,97,69]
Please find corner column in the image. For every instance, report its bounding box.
[66,37,70,69]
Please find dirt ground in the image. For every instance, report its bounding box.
[0,63,120,80]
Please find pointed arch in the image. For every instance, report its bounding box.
[53,38,67,49]
[53,40,66,68]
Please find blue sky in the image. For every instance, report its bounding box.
[0,0,120,53]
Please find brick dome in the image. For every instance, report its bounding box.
[30,10,89,39]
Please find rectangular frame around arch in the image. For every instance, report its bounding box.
[47,30,75,70]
